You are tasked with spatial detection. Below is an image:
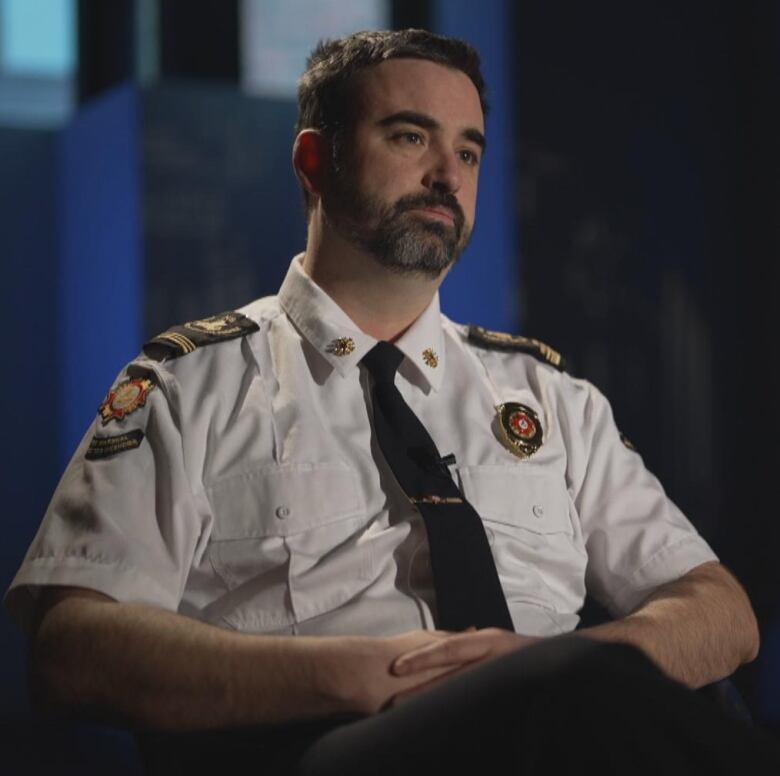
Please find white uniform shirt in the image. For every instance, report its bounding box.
[6,256,718,636]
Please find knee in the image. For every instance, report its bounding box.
[486,635,663,712]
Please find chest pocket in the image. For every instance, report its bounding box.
[205,462,370,632]
[458,464,573,536]
[457,464,585,623]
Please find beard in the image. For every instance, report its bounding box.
[322,164,472,279]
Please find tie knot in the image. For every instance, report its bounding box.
[362,341,405,384]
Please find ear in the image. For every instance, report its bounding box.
[292,130,327,198]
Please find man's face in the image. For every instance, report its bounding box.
[321,58,485,278]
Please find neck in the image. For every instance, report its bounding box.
[301,211,445,342]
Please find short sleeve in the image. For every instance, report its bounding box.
[4,361,212,633]
[572,382,718,616]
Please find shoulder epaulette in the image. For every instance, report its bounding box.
[467,324,566,371]
[143,310,259,361]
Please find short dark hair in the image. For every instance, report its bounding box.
[297,29,488,136]
[295,29,488,211]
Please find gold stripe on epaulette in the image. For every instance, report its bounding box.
[532,339,562,367]
[158,331,196,354]
[467,324,566,371]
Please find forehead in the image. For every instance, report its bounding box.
[352,58,485,133]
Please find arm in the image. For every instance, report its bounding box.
[391,562,758,692]
[582,560,759,688]
[29,587,453,730]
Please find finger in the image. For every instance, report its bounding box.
[392,632,491,675]
[390,665,465,706]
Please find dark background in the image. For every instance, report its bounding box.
[515,0,780,726]
[1,0,777,769]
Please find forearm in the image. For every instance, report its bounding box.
[31,590,352,729]
[30,589,441,730]
[580,561,759,688]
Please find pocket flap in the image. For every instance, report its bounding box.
[207,463,363,539]
[459,465,572,535]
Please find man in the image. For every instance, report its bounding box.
[5,29,776,774]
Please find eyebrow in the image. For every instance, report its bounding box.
[375,110,487,152]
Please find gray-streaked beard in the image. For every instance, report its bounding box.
[323,176,472,279]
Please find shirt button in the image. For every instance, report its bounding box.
[532,504,545,519]
[275,506,290,519]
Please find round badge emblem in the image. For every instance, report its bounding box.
[509,409,537,439]
[99,378,155,425]
[496,402,543,459]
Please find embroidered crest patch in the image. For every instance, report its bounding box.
[98,378,154,425]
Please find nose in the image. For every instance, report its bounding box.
[422,145,461,194]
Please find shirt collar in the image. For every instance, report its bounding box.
[394,292,445,392]
[278,255,445,392]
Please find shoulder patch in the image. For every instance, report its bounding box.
[144,310,259,361]
[86,430,145,460]
[98,377,155,425]
[467,324,566,371]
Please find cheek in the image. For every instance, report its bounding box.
[462,185,479,223]
[350,154,405,199]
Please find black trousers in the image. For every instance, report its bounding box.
[140,637,780,775]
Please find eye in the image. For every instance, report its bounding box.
[459,148,480,166]
[394,131,425,146]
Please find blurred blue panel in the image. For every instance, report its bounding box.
[0,126,59,713]
[141,84,304,337]
[57,85,142,466]
[1,0,76,76]
[431,0,519,331]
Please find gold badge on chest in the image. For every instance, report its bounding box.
[496,402,543,459]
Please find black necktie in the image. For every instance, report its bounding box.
[362,341,514,631]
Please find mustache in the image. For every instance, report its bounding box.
[393,192,465,233]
